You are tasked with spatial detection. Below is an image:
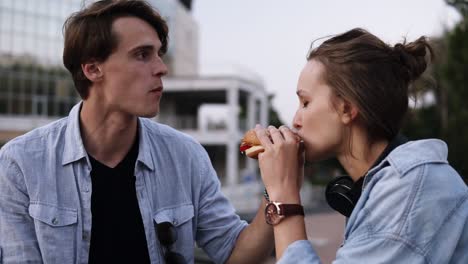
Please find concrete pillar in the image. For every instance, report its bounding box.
[247,94,256,128]
[246,94,257,176]
[260,95,269,127]
[226,83,239,186]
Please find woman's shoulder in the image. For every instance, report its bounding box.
[386,139,448,175]
[357,139,467,249]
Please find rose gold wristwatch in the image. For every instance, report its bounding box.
[265,201,304,225]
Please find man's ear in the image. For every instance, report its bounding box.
[81,61,103,82]
[339,98,359,125]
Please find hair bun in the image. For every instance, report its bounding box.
[392,37,433,82]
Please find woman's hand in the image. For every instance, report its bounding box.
[255,124,305,203]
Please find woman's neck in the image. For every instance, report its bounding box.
[337,131,388,182]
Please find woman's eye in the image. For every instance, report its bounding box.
[302,101,309,108]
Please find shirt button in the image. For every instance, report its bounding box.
[52,218,58,225]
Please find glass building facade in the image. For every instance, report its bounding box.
[0,0,195,117]
[0,0,84,117]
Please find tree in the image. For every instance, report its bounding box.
[403,1,468,183]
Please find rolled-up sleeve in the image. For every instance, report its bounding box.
[0,150,42,263]
[277,240,321,264]
[194,149,248,264]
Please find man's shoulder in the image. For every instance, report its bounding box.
[0,117,68,159]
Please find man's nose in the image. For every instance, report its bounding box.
[154,57,168,77]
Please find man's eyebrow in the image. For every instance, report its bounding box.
[296,89,306,97]
[129,44,156,53]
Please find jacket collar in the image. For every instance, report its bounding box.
[364,138,448,187]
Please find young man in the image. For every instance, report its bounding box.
[0,1,273,263]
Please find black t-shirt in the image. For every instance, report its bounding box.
[88,137,150,263]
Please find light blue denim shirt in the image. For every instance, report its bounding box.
[279,139,468,263]
[0,103,247,264]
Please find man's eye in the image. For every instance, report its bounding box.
[302,101,309,108]
[136,51,149,60]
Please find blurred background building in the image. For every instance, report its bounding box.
[0,0,273,214]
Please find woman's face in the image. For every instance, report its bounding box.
[293,59,346,162]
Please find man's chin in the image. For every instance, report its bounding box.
[138,108,159,118]
[141,112,158,118]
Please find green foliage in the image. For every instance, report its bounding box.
[404,3,468,183]
[440,17,468,183]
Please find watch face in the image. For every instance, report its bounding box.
[265,203,284,225]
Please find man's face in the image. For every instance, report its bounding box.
[94,16,168,118]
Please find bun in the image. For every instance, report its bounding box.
[243,130,261,145]
[240,129,266,159]
[244,145,265,159]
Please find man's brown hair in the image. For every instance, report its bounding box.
[63,0,169,99]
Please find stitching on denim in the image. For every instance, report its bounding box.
[362,208,374,235]
[399,160,447,176]
[1,155,29,199]
[397,164,424,236]
[153,203,194,215]
[28,201,77,212]
[349,232,429,263]
[421,193,468,253]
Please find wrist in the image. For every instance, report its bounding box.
[268,189,301,204]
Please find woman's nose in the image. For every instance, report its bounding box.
[293,111,301,130]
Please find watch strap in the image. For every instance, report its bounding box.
[278,204,304,216]
[263,187,270,203]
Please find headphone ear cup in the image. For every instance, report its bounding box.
[325,176,355,217]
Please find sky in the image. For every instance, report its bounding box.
[192,0,462,126]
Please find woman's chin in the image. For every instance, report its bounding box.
[305,150,332,163]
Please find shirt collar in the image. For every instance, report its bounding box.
[61,101,157,171]
[136,118,155,171]
[62,102,89,166]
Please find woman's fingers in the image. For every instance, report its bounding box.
[254,124,273,148]
[255,125,300,146]
[279,125,300,143]
[268,125,285,143]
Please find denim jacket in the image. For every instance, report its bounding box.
[279,139,468,263]
[0,103,247,264]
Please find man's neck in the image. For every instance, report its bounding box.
[80,100,138,168]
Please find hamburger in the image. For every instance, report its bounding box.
[240,129,267,159]
[240,128,302,159]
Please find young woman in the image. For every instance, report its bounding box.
[255,28,468,263]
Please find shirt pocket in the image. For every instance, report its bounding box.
[28,202,78,262]
[153,204,195,260]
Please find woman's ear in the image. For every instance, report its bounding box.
[339,98,359,125]
[81,61,103,82]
